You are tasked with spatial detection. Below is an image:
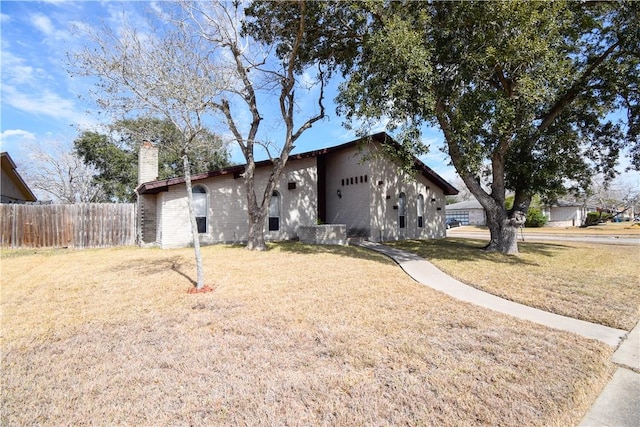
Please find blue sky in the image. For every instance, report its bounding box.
[0,0,457,185]
[1,1,637,191]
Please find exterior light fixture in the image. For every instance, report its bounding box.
[337,189,342,198]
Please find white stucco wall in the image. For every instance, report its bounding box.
[368,151,446,242]
[149,143,450,248]
[544,205,583,227]
[323,144,446,241]
[324,148,371,235]
[157,157,318,248]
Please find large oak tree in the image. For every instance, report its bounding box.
[280,0,639,254]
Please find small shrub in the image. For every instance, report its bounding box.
[585,212,611,226]
[525,208,548,227]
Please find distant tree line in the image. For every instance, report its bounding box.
[74,117,230,203]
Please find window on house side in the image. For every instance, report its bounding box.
[192,185,207,234]
[398,192,406,229]
[417,194,424,228]
[268,191,280,231]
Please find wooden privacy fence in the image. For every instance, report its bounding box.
[0,203,137,249]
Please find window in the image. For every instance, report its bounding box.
[268,191,280,231]
[192,186,207,234]
[417,194,424,228]
[398,192,406,229]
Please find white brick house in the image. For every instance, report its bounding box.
[136,133,458,248]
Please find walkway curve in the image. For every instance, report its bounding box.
[357,241,639,426]
[358,241,626,346]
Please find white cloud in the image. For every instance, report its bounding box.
[1,13,10,23]
[31,13,55,36]
[30,11,71,41]
[1,51,38,85]
[0,129,37,154]
[0,129,36,142]
[1,84,96,129]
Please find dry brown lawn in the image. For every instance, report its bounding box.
[389,239,640,330]
[452,221,640,236]
[1,243,615,426]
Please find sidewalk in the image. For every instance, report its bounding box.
[358,241,639,426]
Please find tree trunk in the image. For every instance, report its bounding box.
[484,205,524,255]
[246,207,268,251]
[243,160,271,251]
[244,158,286,251]
[182,154,206,289]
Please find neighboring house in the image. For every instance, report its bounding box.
[445,199,486,226]
[446,196,596,228]
[1,152,37,204]
[542,200,596,227]
[136,133,458,248]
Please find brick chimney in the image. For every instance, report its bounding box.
[138,141,159,185]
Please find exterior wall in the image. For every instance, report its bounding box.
[322,145,446,241]
[1,168,27,203]
[544,206,583,227]
[299,225,347,245]
[138,144,159,185]
[138,193,158,245]
[157,157,318,248]
[323,148,371,236]
[1,166,35,204]
[367,149,446,241]
[148,142,451,248]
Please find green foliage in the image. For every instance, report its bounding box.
[505,196,514,210]
[585,211,612,226]
[75,118,230,202]
[270,0,638,251]
[445,196,458,205]
[74,131,136,203]
[525,208,548,228]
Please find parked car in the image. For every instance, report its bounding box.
[446,218,461,229]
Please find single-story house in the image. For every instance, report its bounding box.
[1,152,37,204]
[541,200,597,227]
[446,196,596,228]
[445,199,486,226]
[136,132,458,248]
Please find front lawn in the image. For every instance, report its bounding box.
[1,243,614,426]
[388,238,640,330]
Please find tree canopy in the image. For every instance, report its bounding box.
[74,118,230,203]
[280,0,639,253]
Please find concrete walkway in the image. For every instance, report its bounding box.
[358,241,639,426]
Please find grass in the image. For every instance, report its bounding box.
[451,221,640,236]
[1,243,616,426]
[388,238,640,330]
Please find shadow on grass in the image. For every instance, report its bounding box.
[105,255,199,286]
[387,238,574,266]
[269,241,395,265]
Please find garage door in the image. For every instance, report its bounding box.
[446,211,469,225]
